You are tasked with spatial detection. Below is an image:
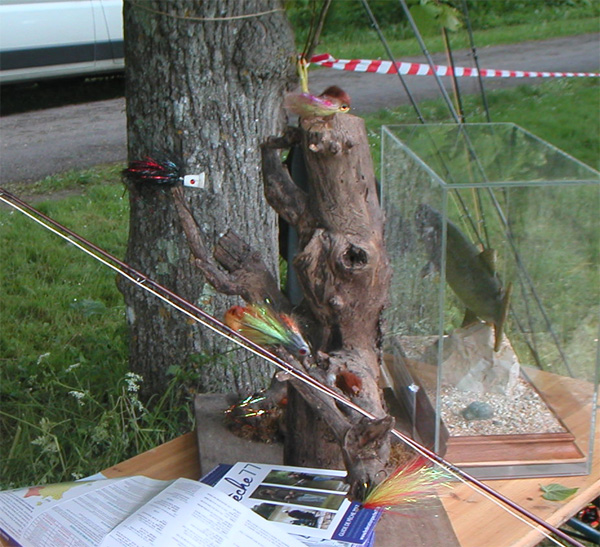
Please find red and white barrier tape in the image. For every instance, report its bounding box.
[310,53,600,78]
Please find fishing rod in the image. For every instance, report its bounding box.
[395,0,572,373]
[0,188,582,547]
[359,0,485,244]
[359,0,426,123]
[460,0,491,123]
[396,0,462,124]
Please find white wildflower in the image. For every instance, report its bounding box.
[124,372,143,393]
[68,390,86,406]
[66,362,81,373]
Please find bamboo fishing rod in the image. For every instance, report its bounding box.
[0,188,583,547]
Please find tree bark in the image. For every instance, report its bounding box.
[122,1,394,493]
[120,0,296,396]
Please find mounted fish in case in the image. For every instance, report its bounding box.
[380,123,599,479]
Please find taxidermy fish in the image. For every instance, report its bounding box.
[123,157,182,186]
[224,304,311,358]
[284,85,351,119]
[415,204,512,352]
[362,457,451,511]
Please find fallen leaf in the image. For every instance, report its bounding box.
[540,483,579,501]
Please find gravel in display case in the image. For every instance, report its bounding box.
[381,123,599,479]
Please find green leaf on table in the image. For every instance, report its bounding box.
[540,483,578,501]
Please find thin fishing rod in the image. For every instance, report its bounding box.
[360,0,490,246]
[396,0,461,123]
[394,0,497,254]
[460,0,491,122]
[360,0,426,123]
[0,189,341,402]
[349,0,568,427]
[359,0,491,247]
[302,0,333,63]
[441,27,465,123]
[452,137,574,376]
[484,186,574,376]
[0,188,581,547]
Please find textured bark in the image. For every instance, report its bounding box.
[122,1,393,493]
[262,114,394,496]
[120,0,296,395]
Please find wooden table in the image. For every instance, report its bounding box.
[101,411,599,547]
[439,368,600,547]
[4,391,594,547]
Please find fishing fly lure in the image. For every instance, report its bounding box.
[362,457,451,511]
[284,85,351,119]
[123,157,183,186]
[224,304,311,359]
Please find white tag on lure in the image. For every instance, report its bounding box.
[183,173,205,189]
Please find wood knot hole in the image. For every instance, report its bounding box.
[342,244,368,269]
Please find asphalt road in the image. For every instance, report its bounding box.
[0,34,598,185]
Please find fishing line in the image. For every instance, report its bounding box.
[0,189,580,547]
[359,0,426,123]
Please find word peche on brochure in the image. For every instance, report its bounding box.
[0,462,380,547]
[201,461,382,547]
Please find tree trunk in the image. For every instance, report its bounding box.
[122,1,395,494]
[120,0,296,396]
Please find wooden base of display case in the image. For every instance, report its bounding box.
[383,348,591,479]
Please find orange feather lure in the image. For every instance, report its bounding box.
[224,303,311,358]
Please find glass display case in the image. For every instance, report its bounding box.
[381,123,599,479]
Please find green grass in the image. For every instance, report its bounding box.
[364,77,599,170]
[0,174,195,488]
[290,0,600,60]
[319,17,600,61]
[2,0,599,491]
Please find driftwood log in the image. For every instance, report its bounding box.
[172,113,394,497]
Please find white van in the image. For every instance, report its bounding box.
[0,0,124,84]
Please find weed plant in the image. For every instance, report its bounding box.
[0,175,194,488]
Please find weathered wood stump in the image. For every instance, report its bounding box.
[261,114,393,497]
[173,113,395,497]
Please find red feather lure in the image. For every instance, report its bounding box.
[284,85,351,119]
[123,157,182,186]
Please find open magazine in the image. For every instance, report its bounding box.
[0,464,380,547]
[202,462,381,547]
[0,475,304,547]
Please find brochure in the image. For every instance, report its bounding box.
[202,462,381,547]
